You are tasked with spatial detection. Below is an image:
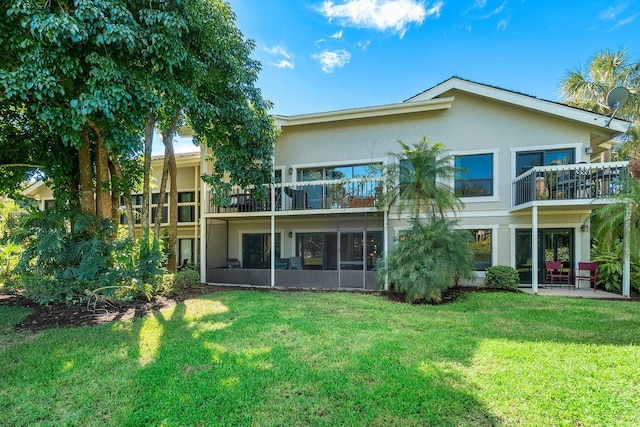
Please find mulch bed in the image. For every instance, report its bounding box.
[2,285,637,332]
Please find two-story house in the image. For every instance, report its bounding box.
[23,151,203,269]
[201,77,630,294]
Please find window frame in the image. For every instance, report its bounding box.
[450,148,499,203]
[454,153,494,198]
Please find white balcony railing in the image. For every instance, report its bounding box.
[512,161,630,206]
[209,177,384,214]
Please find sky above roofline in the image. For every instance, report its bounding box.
[226,0,638,116]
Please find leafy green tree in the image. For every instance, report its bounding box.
[379,137,462,218]
[1,0,277,274]
[378,217,476,302]
[559,48,639,159]
[377,138,475,301]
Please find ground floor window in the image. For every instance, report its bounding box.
[468,229,492,271]
[296,231,383,271]
[242,233,281,269]
[179,238,194,267]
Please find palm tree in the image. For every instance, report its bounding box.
[380,137,463,218]
[560,48,639,119]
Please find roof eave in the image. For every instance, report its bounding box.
[275,97,454,127]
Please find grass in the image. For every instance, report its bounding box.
[1,291,640,426]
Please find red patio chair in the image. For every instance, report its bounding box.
[575,262,598,291]
[545,261,572,288]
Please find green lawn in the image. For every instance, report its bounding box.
[1,291,640,426]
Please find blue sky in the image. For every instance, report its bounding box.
[226,0,638,116]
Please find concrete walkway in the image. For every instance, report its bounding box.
[520,287,628,299]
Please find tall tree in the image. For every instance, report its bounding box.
[379,137,463,218]
[559,48,639,160]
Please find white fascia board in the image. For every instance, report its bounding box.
[275,97,454,127]
[408,78,630,135]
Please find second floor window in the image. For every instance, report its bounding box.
[455,153,493,197]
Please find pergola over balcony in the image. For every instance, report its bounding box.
[207,177,384,216]
[511,161,630,210]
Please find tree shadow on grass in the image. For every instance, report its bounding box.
[117,292,505,426]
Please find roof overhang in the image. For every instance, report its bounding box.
[407,77,631,137]
[275,97,454,128]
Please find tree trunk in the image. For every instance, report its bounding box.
[141,112,155,231]
[111,157,136,241]
[167,138,178,272]
[94,131,112,220]
[108,160,120,224]
[78,129,95,215]
[153,146,170,238]
[164,109,182,272]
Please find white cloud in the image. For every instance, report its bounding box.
[473,0,487,7]
[496,18,507,30]
[357,40,371,50]
[611,13,637,29]
[263,45,295,69]
[312,49,352,73]
[318,0,442,38]
[331,29,344,39]
[600,2,628,20]
[271,60,295,69]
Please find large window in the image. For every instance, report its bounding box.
[296,163,382,209]
[242,233,281,269]
[296,231,383,271]
[516,149,574,176]
[178,191,196,222]
[455,154,493,197]
[468,229,492,271]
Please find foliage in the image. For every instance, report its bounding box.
[485,265,520,290]
[11,209,166,304]
[559,48,639,159]
[379,137,463,218]
[158,269,201,297]
[3,292,640,426]
[591,239,640,292]
[377,217,476,302]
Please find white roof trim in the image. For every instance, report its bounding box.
[275,97,454,127]
[406,78,630,134]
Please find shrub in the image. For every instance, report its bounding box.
[485,265,520,290]
[377,217,476,302]
[158,269,201,297]
[591,239,640,292]
[20,275,88,305]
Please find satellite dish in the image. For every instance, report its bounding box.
[604,86,630,127]
[606,86,630,110]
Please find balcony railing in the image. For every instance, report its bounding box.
[512,161,630,207]
[210,177,384,214]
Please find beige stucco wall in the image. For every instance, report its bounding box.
[271,90,598,282]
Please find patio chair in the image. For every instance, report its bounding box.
[289,256,302,270]
[227,258,241,268]
[575,262,598,291]
[545,261,572,288]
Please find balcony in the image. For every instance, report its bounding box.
[512,161,630,209]
[208,177,384,215]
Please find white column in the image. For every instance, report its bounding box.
[622,204,631,297]
[384,210,389,291]
[270,213,275,288]
[199,150,207,284]
[532,205,539,294]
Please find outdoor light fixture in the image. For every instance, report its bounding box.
[288,167,293,174]
[288,231,293,238]
[585,147,594,154]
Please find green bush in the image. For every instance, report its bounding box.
[377,217,476,302]
[20,275,88,305]
[158,269,201,297]
[485,265,520,290]
[591,239,640,292]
